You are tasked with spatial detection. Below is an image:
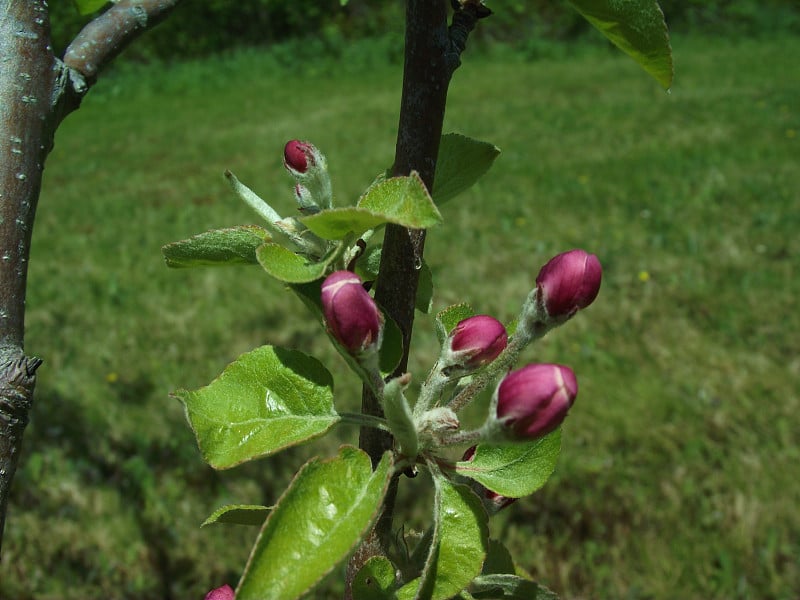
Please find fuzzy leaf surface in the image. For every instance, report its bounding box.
[301,172,442,239]
[398,478,488,600]
[435,303,475,344]
[236,448,393,600]
[353,556,397,600]
[162,226,268,268]
[255,242,329,283]
[567,0,673,88]
[174,346,338,469]
[455,430,561,497]
[202,504,271,527]
[433,134,500,205]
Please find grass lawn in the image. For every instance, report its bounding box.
[3,33,798,599]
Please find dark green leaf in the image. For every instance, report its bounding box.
[353,556,397,600]
[482,539,516,576]
[162,226,268,268]
[416,260,434,314]
[202,504,271,527]
[173,345,339,469]
[455,430,562,497]
[567,0,673,89]
[470,574,560,600]
[236,448,393,600]
[433,134,501,205]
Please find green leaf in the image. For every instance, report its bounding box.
[202,504,271,527]
[455,430,562,497]
[73,0,108,15]
[236,448,393,600]
[353,556,397,600]
[470,574,560,600]
[162,226,269,268]
[482,539,517,576]
[255,242,329,283]
[302,172,442,240]
[416,260,434,314]
[566,0,673,89]
[289,280,403,381]
[354,244,382,281]
[435,303,475,344]
[433,134,501,205]
[173,345,339,469]
[398,478,489,600]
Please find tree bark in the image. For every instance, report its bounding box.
[0,0,182,558]
[348,0,483,593]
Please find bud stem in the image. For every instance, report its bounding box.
[413,361,450,418]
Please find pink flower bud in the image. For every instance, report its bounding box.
[205,584,235,600]
[462,446,517,512]
[283,140,315,174]
[448,315,507,368]
[321,271,383,354]
[535,249,602,318]
[496,364,578,439]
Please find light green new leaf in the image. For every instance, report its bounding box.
[236,448,393,600]
[455,430,562,497]
[567,0,673,89]
[302,172,442,240]
[435,303,475,344]
[255,241,329,283]
[433,134,500,206]
[353,556,397,600]
[202,504,271,527]
[174,345,339,469]
[398,478,489,600]
[162,226,268,268]
[73,0,107,15]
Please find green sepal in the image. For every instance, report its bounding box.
[162,226,269,268]
[454,430,562,497]
[397,477,489,600]
[201,504,271,527]
[566,0,673,89]
[353,556,397,600]
[173,345,339,470]
[382,377,419,459]
[435,303,475,344]
[301,171,442,240]
[433,134,501,206]
[236,448,393,600]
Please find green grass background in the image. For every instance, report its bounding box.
[3,34,799,599]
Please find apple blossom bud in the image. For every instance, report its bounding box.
[462,446,517,512]
[283,140,315,174]
[535,249,602,318]
[447,315,508,369]
[205,584,235,600]
[321,271,383,355]
[496,364,578,439]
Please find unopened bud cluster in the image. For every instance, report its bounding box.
[321,271,383,356]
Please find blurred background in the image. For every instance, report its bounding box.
[3,1,798,598]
